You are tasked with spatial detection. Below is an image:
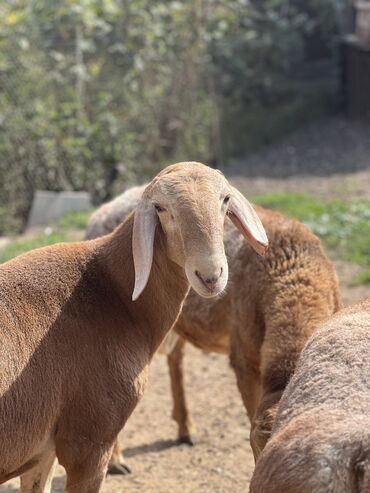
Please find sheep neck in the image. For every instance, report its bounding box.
[98,213,189,357]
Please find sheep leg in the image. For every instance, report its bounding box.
[233,361,279,461]
[230,336,261,422]
[107,439,131,475]
[56,438,113,493]
[230,336,263,460]
[232,363,263,461]
[167,337,195,445]
[65,469,106,493]
[63,455,110,493]
[231,361,261,423]
[250,390,282,461]
[251,344,300,460]
[20,448,57,493]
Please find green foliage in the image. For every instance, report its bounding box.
[253,193,370,284]
[0,207,23,236]
[0,0,340,234]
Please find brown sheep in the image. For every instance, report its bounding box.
[250,298,370,493]
[85,184,341,474]
[0,162,268,493]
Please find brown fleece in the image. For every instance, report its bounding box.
[251,299,370,493]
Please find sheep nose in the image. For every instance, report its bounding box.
[195,267,223,291]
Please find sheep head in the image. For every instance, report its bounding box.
[132,161,268,300]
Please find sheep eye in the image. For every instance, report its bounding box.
[223,195,231,205]
[154,204,166,213]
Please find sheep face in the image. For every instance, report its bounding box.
[132,162,268,300]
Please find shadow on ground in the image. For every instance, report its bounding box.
[124,438,184,458]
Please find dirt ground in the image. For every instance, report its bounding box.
[1,116,370,492]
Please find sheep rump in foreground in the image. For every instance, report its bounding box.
[86,182,340,473]
[0,162,268,493]
[250,299,370,493]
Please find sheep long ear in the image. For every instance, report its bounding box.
[132,198,158,301]
[227,187,268,255]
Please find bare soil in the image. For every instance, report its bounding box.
[1,116,370,492]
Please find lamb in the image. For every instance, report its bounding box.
[250,298,370,493]
[0,162,268,493]
[85,182,341,474]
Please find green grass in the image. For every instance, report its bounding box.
[0,210,91,264]
[57,210,91,230]
[0,232,70,264]
[253,193,370,284]
[252,193,327,222]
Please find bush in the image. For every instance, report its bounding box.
[0,0,340,234]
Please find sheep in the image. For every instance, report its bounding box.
[0,161,268,493]
[85,182,341,474]
[85,185,145,240]
[249,298,370,493]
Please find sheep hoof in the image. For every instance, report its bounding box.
[107,463,132,475]
[178,435,195,446]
